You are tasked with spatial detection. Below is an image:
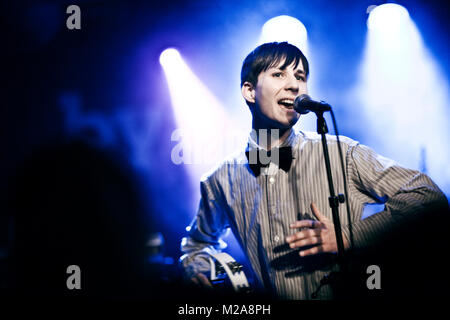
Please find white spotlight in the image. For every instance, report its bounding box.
[367,3,410,32]
[160,48,247,188]
[159,48,181,67]
[259,15,308,54]
[356,3,450,196]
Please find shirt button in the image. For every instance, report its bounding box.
[269,177,275,184]
[274,235,280,242]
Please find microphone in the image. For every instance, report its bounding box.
[294,94,331,114]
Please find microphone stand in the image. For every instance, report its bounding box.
[311,110,348,299]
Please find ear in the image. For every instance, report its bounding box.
[241,81,256,104]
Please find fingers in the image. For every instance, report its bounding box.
[290,203,328,230]
[190,276,199,286]
[286,228,321,243]
[285,203,334,257]
[288,235,322,249]
[196,273,213,288]
[286,232,327,256]
[190,273,213,289]
[311,203,327,222]
[299,245,325,257]
[290,219,324,229]
[286,229,322,251]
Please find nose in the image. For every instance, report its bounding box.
[284,74,299,94]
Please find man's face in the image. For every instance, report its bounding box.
[243,59,308,129]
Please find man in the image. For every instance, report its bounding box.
[179,42,448,299]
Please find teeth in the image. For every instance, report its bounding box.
[279,99,294,104]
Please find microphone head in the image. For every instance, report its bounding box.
[294,94,312,114]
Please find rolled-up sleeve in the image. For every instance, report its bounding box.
[342,143,449,250]
[180,176,229,279]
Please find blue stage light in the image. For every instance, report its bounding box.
[159,48,181,68]
[259,15,308,55]
[367,3,410,32]
[354,3,450,195]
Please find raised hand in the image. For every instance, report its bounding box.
[286,203,349,257]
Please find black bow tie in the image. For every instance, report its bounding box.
[245,146,293,177]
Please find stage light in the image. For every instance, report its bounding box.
[259,15,308,55]
[159,48,181,68]
[367,3,410,32]
[351,4,450,197]
[160,48,247,195]
[160,48,249,263]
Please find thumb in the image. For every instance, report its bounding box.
[310,203,329,222]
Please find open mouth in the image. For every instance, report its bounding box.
[278,98,295,109]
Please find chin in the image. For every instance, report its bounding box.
[274,122,295,131]
[278,115,297,126]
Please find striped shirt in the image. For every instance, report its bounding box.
[180,128,447,299]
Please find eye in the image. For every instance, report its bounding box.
[295,74,306,81]
[272,72,283,78]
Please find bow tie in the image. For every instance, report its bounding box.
[245,146,293,177]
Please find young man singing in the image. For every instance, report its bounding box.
[179,42,448,299]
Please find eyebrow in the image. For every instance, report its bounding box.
[271,67,305,75]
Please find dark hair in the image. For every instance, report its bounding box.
[240,42,309,88]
